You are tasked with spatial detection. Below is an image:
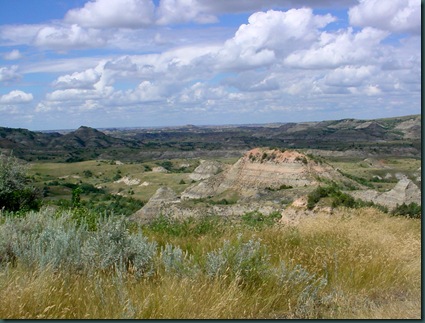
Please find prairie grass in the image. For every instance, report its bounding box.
[0,206,420,319]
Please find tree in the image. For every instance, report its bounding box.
[0,154,41,212]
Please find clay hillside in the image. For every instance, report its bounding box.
[131,148,362,223]
[181,148,354,200]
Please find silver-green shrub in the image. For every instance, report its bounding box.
[160,243,199,277]
[2,209,86,270]
[276,261,331,318]
[81,215,157,276]
[205,236,270,284]
[0,209,157,276]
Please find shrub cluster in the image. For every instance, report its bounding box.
[0,209,330,307]
[306,184,388,212]
[0,210,157,278]
[391,202,421,219]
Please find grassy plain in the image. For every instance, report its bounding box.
[0,207,420,319]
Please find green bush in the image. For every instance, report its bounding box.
[392,203,421,219]
[0,154,41,212]
[307,184,388,212]
[146,214,223,238]
[241,211,281,227]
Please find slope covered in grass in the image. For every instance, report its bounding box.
[0,207,420,319]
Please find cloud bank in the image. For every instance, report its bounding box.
[0,0,420,129]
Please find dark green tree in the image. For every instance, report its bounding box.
[0,154,41,212]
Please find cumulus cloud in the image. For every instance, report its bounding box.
[284,27,389,68]
[33,24,106,50]
[0,90,33,104]
[216,8,335,69]
[53,67,103,89]
[349,0,421,34]
[324,65,376,87]
[0,65,20,83]
[116,81,164,103]
[65,0,155,28]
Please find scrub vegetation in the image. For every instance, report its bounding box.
[0,206,420,319]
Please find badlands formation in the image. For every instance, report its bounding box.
[131,148,421,223]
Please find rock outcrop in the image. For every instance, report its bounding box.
[131,187,180,223]
[114,176,140,185]
[189,160,223,181]
[349,178,421,210]
[182,148,344,199]
[280,196,333,226]
[152,166,169,173]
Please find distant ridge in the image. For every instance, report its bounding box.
[0,114,420,162]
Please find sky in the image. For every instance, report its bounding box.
[0,0,421,130]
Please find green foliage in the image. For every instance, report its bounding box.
[307,186,336,210]
[265,184,293,191]
[337,170,374,188]
[82,194,144,217]
[392,203,421,219]
[295,156,308,164]
[241,211,281,228]
[209,198,236,205]
[0,154,42,212]
[306,184,385,211]
[156,160,173,171]
[70,206,99,231]
[83,170,93,178]
[112,170,122,181]
[71,186,82,208]
[145,214,223,238]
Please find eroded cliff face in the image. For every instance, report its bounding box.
[189,160,223,181]
[130,187,180,223]
[349,178,421,210]
[182,148,342,199]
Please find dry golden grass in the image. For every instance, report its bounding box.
[0,207,420,319]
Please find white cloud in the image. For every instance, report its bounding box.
[3,49,22,60]
[0,90,33,104]
[225,70,280,92]
[324,65,376,87]
[0,24,44,46]
[349,0,421,34]
[116,81,164,103]
[33,24,106,50]
[0,65,20,83]
[64,0,155,28]
[216,9,335,69]
[177,82,227,103]
[284,27,389,69]
[53,67,103,89]
[157,0,357,24]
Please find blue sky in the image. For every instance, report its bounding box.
[0,0,421,130]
